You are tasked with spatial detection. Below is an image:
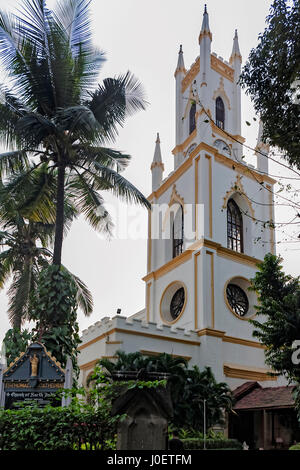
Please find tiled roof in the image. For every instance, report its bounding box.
[232,381,261,399]
[233,385,295,410]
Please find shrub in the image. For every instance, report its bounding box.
[289,443,300,450]
[182,438,242,450]
[0,404,117,451]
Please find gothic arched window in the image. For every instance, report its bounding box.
[172,205,184,258]
[189,102,196,134]
[216,97,225,130]
[227,199,243,253]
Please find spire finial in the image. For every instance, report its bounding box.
[151,133,164,188]
[175,44,186,76]
[230,28,242,63]
[199,3,212,43]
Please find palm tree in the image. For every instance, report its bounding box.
[180,366,233,430]
[0,165,93,329]
[0,0,149,267]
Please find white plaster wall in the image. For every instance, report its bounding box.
[151,258,194,329]
[214,255,260,338]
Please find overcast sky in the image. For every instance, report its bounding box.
[0,0,299,344]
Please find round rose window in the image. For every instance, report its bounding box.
[170,287,185,320]
[226,283,249,317]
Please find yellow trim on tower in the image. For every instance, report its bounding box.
[182,57,200,93]
[205,155,213,238]
[151,161,165,171]
[223,363,277,381]
[223,336,265,349]
[143,250,192,282]
[148,141,276,203]
[194,251,201,330]
[143,239,262,284]
[206,251,215,328]
[172,129,197,156]
[194,155,200,240]
[146,282,152,322]
[197,329,265,349]
[79,328,201,351]
[212,77,231,109]
[214,152,276,185]
[211,55,234,82]
[80,359,99,371]
[223,174,255,219]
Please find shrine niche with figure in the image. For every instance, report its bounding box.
[1,342,66,409]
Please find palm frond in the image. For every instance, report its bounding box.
[0,249,15,288]
[0,10,28,77]
[55,105,99,141]
[0,9,50,113]
[53,0,91,57]
[87,78,126,142]
[68,172,114,234]
[0,88,27,149]
[121,71,148,116]
[63,267,93,316]
[15,113,57,147]
[0,149,29,177]
[90,162,150,209]
[74,144,131,172]
[7,262,33,328]
[53,0,105,96]
[16,164,57,223]
[19,0,59,107]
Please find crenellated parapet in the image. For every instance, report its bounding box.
[80,315,199,346]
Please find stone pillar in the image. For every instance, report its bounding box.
[62,357,73,407]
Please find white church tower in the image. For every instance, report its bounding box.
[78,5,282,393]
[143,5,278,386]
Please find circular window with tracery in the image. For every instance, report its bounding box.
[160,281,187,324]
[226,283,249,317]
[170,287,185,320]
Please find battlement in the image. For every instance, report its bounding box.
[80,315,199,346]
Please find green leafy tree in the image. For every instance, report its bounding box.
[30,264,81,371]
[2,328,33,365]
[0,0,149,269]
[177,366,233,431]
[250,254,300,385]
[240,0,300,168]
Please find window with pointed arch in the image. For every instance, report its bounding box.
[189,102,196,134]
[227,199,243,253]
[216,97,225,130]
[172,204,184,258]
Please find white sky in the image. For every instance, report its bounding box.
[0,0,299,344]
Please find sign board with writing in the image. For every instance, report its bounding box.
[3,342,65,409]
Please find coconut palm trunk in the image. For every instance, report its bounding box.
[53,163,66,266]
